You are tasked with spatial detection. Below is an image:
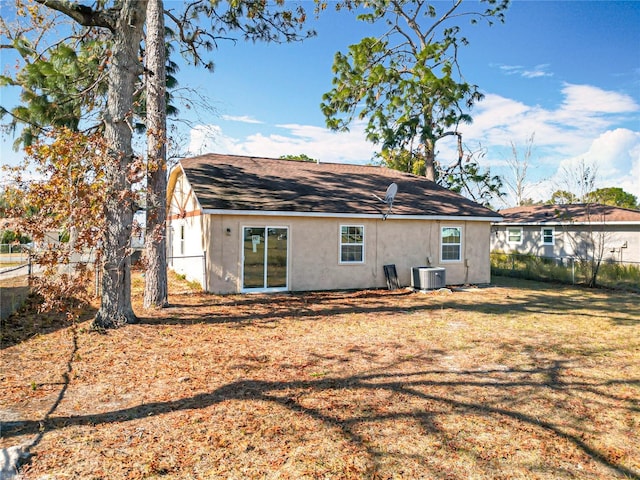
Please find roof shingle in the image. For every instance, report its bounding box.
[497,204,640,223]
[178,154,501,219]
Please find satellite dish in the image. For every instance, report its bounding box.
[373,182,398,220]
[384,183,398,205]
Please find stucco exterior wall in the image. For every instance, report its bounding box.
[491,224,640,264]
[196,214,492,294]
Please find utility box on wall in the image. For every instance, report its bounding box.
[411,267,446,290]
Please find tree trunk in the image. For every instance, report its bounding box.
[93,0,147,329]
[424,140,436,181]
[143,0,169,309]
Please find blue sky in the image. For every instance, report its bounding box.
[1,1,639,207]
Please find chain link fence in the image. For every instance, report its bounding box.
[491,252,640,292]
[1,243,33,321]
[1,246,101,320]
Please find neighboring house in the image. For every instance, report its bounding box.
[491,204,640,264]
[166,153,502,294]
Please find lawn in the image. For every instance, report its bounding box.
[1,274,639,479]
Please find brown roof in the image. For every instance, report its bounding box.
[178,153,501,219]
[497,204,640,224]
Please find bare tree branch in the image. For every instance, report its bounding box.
[33,0,117,31]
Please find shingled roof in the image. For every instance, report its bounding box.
[497,204,640,224]
[176,153,501,219]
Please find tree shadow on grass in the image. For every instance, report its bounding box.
[489,276,640,324]
[3,358,639,479]
[149,281,640,328]
[145,289,420,327]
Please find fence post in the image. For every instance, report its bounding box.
[28,253,32,287]
[571,258,575,285]
[202,252,207,292]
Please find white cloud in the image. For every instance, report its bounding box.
[188,83,640,206]
[220,114,263,124]
[498,64,523,75]
[188,125,240,155]
[188,120,377,164]
[522,65,553,79]
[555,129,640,199]
[454,85,640,205]
[498,63,553,78]
[559,84,639,115]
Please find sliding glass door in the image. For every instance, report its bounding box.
[242,227,288,291]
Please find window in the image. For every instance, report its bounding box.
[507,227,523,244]
[340,225,364,263]
[542,227,554,245]
[179,225,185,255]
[441,226,462,262]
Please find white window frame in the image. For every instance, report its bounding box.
[541,227,555,245]
[179,224,185,255]
[339,225,365,264]
[507,227,523,245]
[440,226,462,263]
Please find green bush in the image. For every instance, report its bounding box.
[490,251,639,291]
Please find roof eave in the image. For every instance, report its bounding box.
[201,208,500,222]
[493,221,640,226]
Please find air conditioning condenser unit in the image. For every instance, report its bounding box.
[411,267,446,290]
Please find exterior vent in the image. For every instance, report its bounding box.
[411,267,446,290]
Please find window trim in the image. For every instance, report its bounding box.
[440,225,462,263]
[541,227,555,245]
[179,224,185,255]
[507,227,523,245]
[339,224,365,264]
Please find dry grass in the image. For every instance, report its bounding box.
[1,274,639,479]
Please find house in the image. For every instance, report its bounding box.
[491,204,640,264]
[166,153,502,293]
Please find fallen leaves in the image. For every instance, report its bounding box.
[1,275,639,479]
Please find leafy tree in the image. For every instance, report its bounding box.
[4,128,107,312]
[321,0,508,182]
[437,153,503,208]
[0,229,31,245]
[2,0,148,327]
[586,187,638,209]
[548,190,578,205]
[1,2,182,312]
[378,149,425,176]
[163,1,312,69]
[519,198,542,206]
[0,36,108,147]
[280,154,318,162]
[378,143,503,207]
